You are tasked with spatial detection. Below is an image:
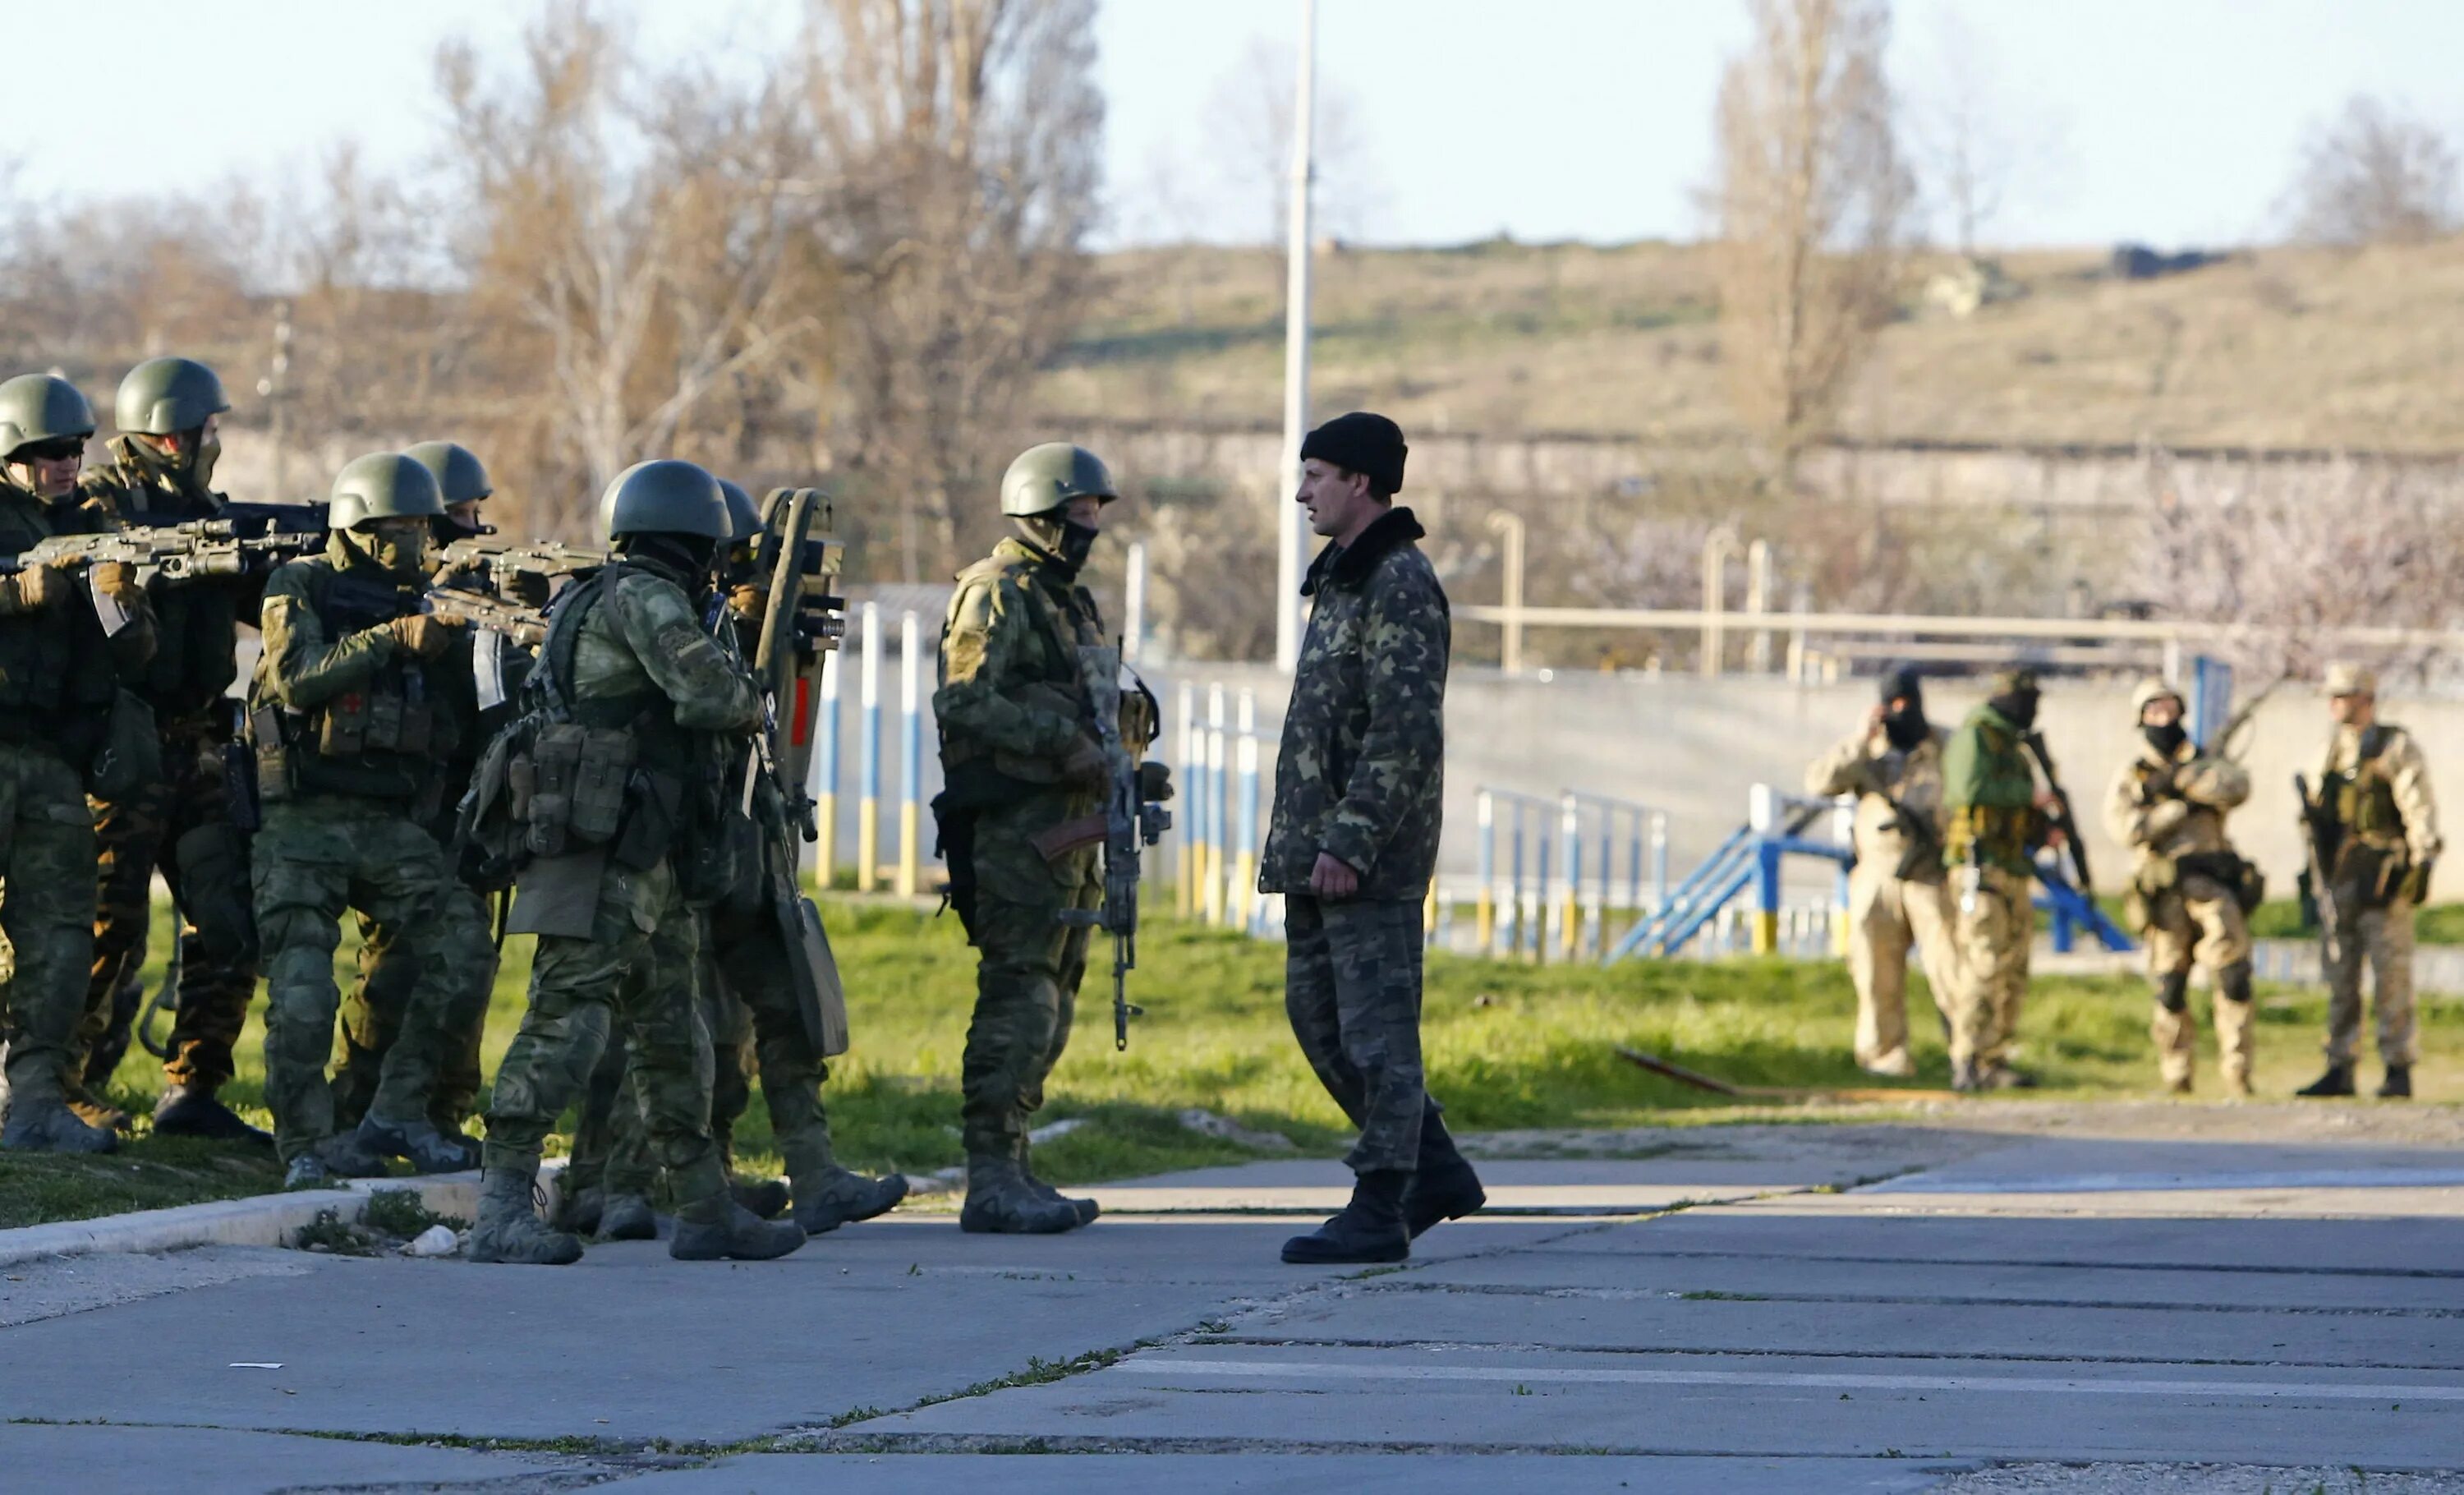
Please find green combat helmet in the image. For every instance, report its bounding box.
[329,452,445,530]
[717,478,761,541]
[0,373,98,459]
[999,443,1115,518]
[600,458,726,540]
[404,441,494,508]
[115,356,229,436]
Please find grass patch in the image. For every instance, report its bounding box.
[16,893,2464,1232]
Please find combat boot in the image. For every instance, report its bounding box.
[283,1152,331,1190]
[2,1095,118,1154]
[1951,1058,1983,1094]
[467,1166,584,1266]
[1282,1170,1410,1265]
[153,1085,273,1150]
[2379,1065,2413,1099]
[318,1129,393,1180]
[354,1112,477,1174]
[2296,1064,2356,1097]
[958,1153,1080,1235]
[1018,1139,1098,1227]
[553,1184,606,1237]
[792,1166,909,1235]
[65,1081,130,1134]
[1403,1124,1487,1240]
[669,1199,806,1262]
[597,1194,657,1241]
[731,1175,792,1221]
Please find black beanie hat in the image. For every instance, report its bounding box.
[1299,412,1408,495]
[1878,664,1924,706]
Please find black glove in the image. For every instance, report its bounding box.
[1138,759,1174,803]
[2400,858,2435,905]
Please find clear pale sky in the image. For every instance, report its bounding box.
[7,0,2460,251]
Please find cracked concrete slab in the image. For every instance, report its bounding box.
[597,1451,1967,1492]
[0,1421,588,1494]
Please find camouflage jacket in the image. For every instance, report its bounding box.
[1261,507,1449,899]
[0,476,147,759]
[2103,734,2249,868]
[549,559,761,742]
[1941,701,2044,875]
[2319,721,2442,863]
[80,435,246,729]
[1805,722,1950,872]
[935,535,1106,813]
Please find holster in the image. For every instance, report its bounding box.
[931,791,981,944]
[172,821,259,966]
[88,691,163,802]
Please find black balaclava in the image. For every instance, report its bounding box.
[1989,684,2039,732]
[619,532,718,594]
[1878,665,1929,750]
[1018,513,1096,576]
[2144,720,2189,757]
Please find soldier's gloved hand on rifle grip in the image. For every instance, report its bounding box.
[502,569,553,608]
[1058,733,1108,789]
[387,612,466,659]
[90,560,145,608]
[1138,760,1174,803]
[4,562,67,612]
[2400,858,2435,905]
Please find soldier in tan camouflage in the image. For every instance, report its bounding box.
[1805,666,1961,1078]
[1941,667,2051,1092]
[2104,679,2255,1095]
[2297,662,2440,1099]
[1263,412,1483,1266]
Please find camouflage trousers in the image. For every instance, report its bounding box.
[482,856,729,1223]
[84,727,258,1092]
[2323,884,2416,1067]
[0,743,99,1106]
[252,797,461,1165]
[1845,864,1962,1072]
[1285,894,1431,1175]
[2145,873,2255,1088]
[958,802,1097,1161]
[1949,863,2034,1070]
[329,879,496,1135]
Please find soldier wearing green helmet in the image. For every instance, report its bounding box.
[0,374,154,1157]
[934,441,1154,1235]
[76,355,270,1148]
[245,452,481,1188]
[329,440,513,1159]
[468,458,802,1267]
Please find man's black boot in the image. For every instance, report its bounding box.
[2379,1065,2412,1099]
[153,1086,274,1151]
[2296,1064,2356,1097]
[1282,1170,1410,1265]
[1402,1111,1486,1239]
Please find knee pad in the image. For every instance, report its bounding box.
[2155,971,2190,1013]
[2217,961,2255,1005]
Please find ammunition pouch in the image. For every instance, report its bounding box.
[2330,840,2405,910]
[172,821,258,966]
[88,691,163,802]
[518,721,638,858]
[312,677,438,761]
[2176,849,2265,916]
[1947,803,2036,864]
[250,706,297,804]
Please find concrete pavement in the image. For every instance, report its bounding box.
[4,1111,2461,1493]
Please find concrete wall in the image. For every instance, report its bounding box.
[815,650,2460,902]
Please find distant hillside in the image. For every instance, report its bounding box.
[1037,238,2464,453]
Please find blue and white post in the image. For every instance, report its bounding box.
[1175,680,1198,918]
[856,601,881,894]
[1234,688,1260,932]
[1204,684,1228,925]
[896,610,922,899]
[815,649,841,888]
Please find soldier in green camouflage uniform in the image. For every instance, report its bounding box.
[467,460,802,1266]
[250,453,481,1187]
[73,356,272,1148]
[329,442,518,1151]
[1262,413,1482,1266]
[1942,668,2051,1094]
[934,443,1141,1235]
[0,374,154,1155]
[582,479,903,1244]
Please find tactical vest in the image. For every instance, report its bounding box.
[85,444,240,725]
[935,546,1103,807]
[0,485,121,761]
[256,561,461,803]
[2322,724,2406,849]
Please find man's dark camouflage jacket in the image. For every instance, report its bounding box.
[1260,506,1448,900]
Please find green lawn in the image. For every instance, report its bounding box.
[8,899,2458,1230]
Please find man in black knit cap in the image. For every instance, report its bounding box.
[1262,412,1484,1265]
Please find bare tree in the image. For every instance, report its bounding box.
[805,0,1105,582]
[2285,94,2460,247]
[1905,10,2071,255]
[2130,453,2464,683]
[1709,0,1911,473]
[1203,37,1380,246]
[435,1,835,536]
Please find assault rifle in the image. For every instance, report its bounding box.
[436,536,607,592]
[1055,646,1171,1051]
[2018,729,2094,892]
[425,583,549,649]
[0,518,321,633]
[1872,790,1946,883]
[2293,771,2340,945]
